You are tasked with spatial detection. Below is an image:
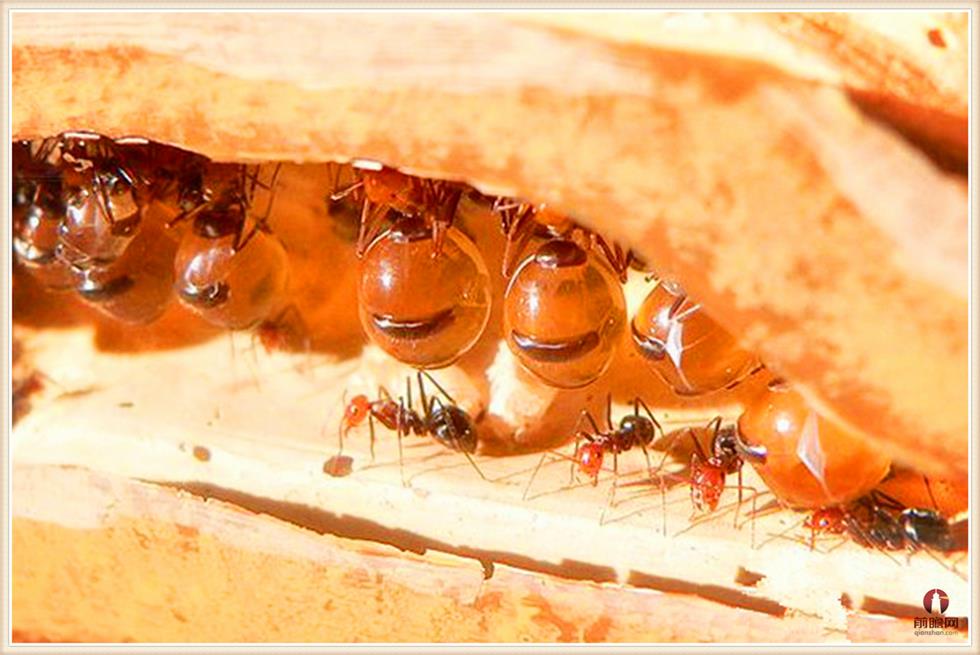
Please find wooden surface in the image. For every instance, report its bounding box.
[10,11,969,478]
[10,465,968,643]
[11,260,970,642]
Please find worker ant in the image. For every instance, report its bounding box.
[339,370,484,485]
[522,395,663,522]
[650,416,766,538]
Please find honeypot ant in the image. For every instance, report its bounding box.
[631,279,762,396]
[735,378,892,509]
[172,164,290,329]
[12,140,74,290]
[339,370,484,485]
[503,237,627,388]
[358,212,491,369]
[31,131,148,269]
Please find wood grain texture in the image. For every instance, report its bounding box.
[11,465,968,643]
[11,11,969,478]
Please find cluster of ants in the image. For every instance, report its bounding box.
[11,133,963,569]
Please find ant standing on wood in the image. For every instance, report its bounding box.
[523,395,663,523]
[339,370,484,486]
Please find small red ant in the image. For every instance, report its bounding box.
[652,417,766,539]
[251,304,311,356]
[339,370,484,485]
[522,395,662,517]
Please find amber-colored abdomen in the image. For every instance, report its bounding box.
[358,216,491,369]
[174,223,289,330]
[504,239,625,388]
[631,281,759,396]
[737,383,891,508]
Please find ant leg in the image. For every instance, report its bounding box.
[419,370,455,404]
[634,397,664,440]
[397,395,407,487]
[870,489,906,511]
[405,375,414,417]
[688,428,708,461]
[734,467,744,530]
[355,202,390,257]
[706,416,723,443]
[501,209,535,278]
[368,412,377,462]
[416,371,431,414]
[923,475,940,511]
[593,234,629,283]
[570,431,580,485]
[606,393,614,432]
[523,451,551,501]
[232,213,264,253]
[94,174,118,226]
[330,179,364,202]
[640,444,653,480]
[599,451,621,524]
[429,186,462,258]
[257,163,283,230]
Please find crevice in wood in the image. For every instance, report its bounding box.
[847,88,967,175]
[626,571,786,617]
[158,479,618,586]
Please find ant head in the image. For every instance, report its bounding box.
[805,507,845,532]
[362,167,415,206]
[711,426,743,473]
[343,395,371,430]
[576,441,604,481]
